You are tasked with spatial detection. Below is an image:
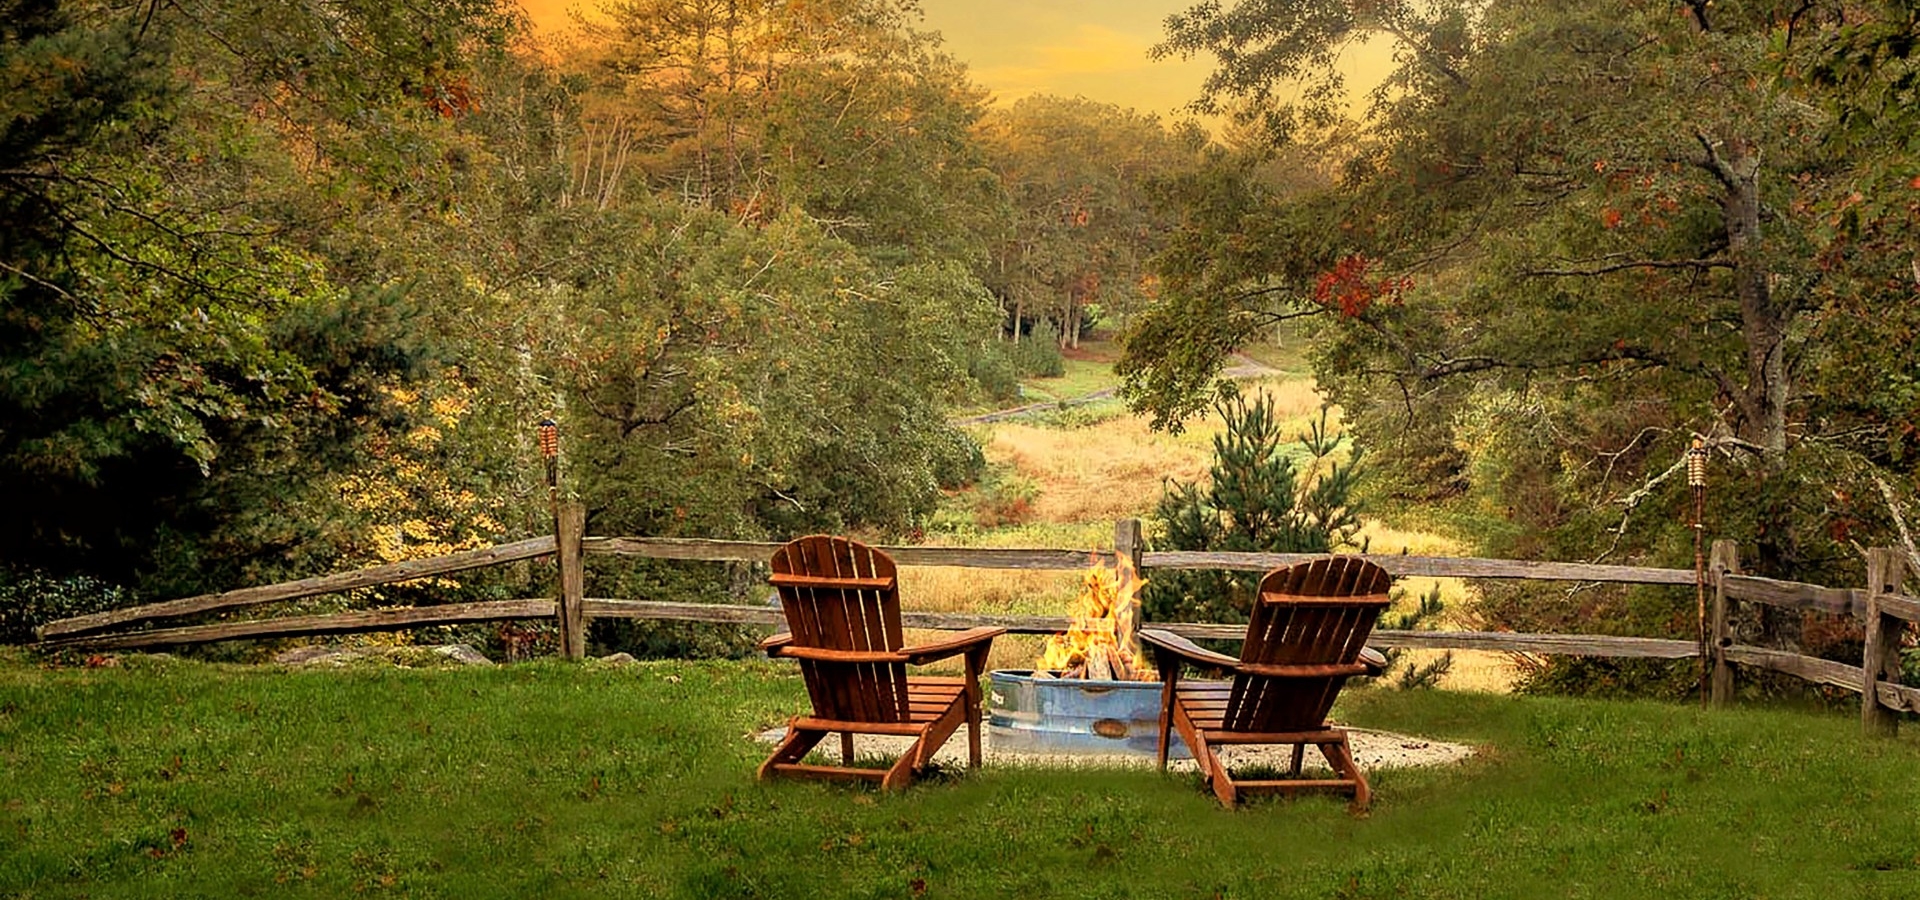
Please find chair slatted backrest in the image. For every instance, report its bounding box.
[771,535,910,723]
[1222,557,1393,733]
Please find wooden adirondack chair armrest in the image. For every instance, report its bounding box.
[773,646,913,664]
[760,633,912,664]
[1138,628,1239,674]
[902,626,1006,666]
[768,572,896,591]
[1360,646,1388,675]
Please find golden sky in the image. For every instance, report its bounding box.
[516,0,1395,122]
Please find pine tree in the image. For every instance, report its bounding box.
[1144,394,1452,685]
[1142,395,1360,624]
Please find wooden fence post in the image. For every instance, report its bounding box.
[557,502,587,661]
[1709,540,1738,707]
[1861,547,1902,736]
[1114,518,1145,578]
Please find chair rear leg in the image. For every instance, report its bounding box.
[758,726,828,781]
[1318,737,1371,811]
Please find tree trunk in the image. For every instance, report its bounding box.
[1716,137,1791,460]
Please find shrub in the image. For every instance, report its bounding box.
[929,428,987,490]
[967,344,1021,402]
[1009,321,1066,377]
[973,471,1041,528]
[0,569,131,644]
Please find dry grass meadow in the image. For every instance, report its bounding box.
[909,370,1516,690]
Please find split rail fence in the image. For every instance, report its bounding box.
[33,504,1920,735]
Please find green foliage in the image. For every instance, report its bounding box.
[1127,0,1920,612]
[1143,396,1361,624]
[979,95,1205,349]
[576,0,1001,269]
[0,0,524,598]
[1028,398,1130,431]
[1376,584,1453,690]
[1007,320,1067,377]
[965,345,1022,402]
[548,205,1000,543]
[0,568,128,644]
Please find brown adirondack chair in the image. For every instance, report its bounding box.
[1139,556,1393,809]
[757,535,1006,790]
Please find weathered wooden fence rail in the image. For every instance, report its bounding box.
[32,506,1920,735]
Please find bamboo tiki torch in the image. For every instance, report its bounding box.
[537,418,560,523]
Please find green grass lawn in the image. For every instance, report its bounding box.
[5,652,1920,899]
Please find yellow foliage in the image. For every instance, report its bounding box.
[334,378,504,596]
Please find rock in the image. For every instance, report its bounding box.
[430,644,494,666]
[273,646,369,666]
[274,644,493,667]
[597,652,638,666]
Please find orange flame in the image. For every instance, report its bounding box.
[1038,553,1153,681]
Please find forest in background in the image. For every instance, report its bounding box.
[4,0,1918,674]
[1117,0,1920,670]
[0,0,1203,633]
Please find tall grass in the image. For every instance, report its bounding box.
[6,655,1920,898]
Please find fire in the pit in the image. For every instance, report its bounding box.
[1035,554,1153,681]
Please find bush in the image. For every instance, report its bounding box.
[1009,321,1065,377]
[929,427,987,490]
[0,569,131,644]
[967,344,1021,401]
[972,471,1040,528]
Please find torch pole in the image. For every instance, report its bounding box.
[1688,439,1708,707]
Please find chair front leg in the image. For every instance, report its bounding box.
[1154,649,1181,771]
[964,645,989,769]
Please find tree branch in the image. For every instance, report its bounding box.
[1871,472,1920,578]
[1692,130,1740,191]
[1413,344,1670,380]
[1591,451,1690,563]
[1523,257,1733,277]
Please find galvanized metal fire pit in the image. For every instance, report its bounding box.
[986,669,1192,759]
